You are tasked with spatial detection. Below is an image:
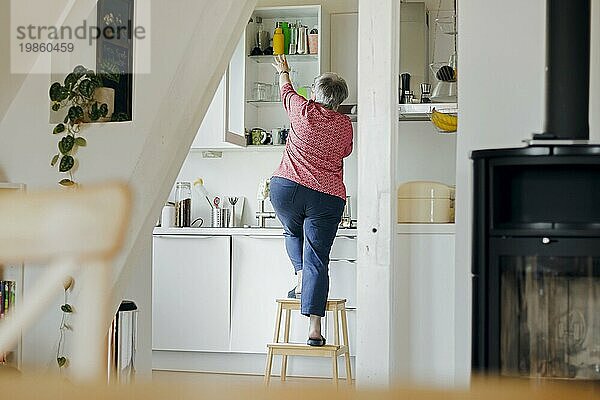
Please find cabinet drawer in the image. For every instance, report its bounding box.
[330,235,357,260]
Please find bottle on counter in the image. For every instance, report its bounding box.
[273,26,285,55]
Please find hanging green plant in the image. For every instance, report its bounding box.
[49,65,111,187]
[57,290,73,369]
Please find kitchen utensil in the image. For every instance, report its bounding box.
[213,196,221,209]
[211,208,231,228]
[256,17,270,52]
[228,197,239,227]
[297,25,308,55]
[400,73,411,104]
[279,128,289,144]
[397,181,455,223]
[252,82,269,102]
[420,83,432,103]
[271,128,281,145]
[289,22,298,55]
[272,72,281,101]
[175,182,192,227]
[250,128,267,145]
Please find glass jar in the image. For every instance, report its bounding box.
[174,182,192,227]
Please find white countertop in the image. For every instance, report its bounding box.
[396,223,455,234]
[153,227,358,237]
[154,224,455,236]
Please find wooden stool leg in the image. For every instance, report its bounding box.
[332,354,339,386]
[273,303,283,343]
[281,308,291,381]
[340,309,352,384]
[333,307,340,346]
[264,348,274,385]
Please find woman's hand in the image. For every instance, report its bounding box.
[272,55,290,74]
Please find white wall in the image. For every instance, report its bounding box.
[454,0,600,385]
[397,121,456,187]
[173,135,358,228]
[0,0,256,377]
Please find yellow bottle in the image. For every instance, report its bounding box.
[273,27,285,55]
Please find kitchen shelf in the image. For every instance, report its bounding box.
[398,103,457,120]
[248,54,318,63]
[246,100,282,106]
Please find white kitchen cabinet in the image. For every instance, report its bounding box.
[397,229,455,386]
[330,13,358,104]
[230,235,296,353]
[225,6,322,146]
[191,74,237,149]
[152,235,231,352]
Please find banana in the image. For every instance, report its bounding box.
[431,109,457,132]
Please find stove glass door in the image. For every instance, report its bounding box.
[500,255,600,379]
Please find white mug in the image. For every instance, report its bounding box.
[161,204,175,227]
[271,129,281,145]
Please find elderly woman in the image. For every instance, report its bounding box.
[270,55,353,346]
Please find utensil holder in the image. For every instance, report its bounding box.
[211,208,231,228]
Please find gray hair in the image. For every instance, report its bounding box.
[313,72,348,111]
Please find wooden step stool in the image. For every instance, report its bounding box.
[264,298,352,385]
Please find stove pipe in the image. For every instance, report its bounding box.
[536,0,591,140]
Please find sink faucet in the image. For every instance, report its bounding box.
[256,199,276,228]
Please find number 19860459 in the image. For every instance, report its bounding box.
[19,42,75,53]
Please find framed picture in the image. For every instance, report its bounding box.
[96,0,134,121]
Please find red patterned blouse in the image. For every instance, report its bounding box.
[272,83,353,200]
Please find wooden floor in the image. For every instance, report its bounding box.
[152,370,342,388]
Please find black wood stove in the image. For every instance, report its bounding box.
[471,0,600,380]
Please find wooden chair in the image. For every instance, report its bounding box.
[0,183,131,381]
[264,298,352,386]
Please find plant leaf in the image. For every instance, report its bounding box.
[59,179,75,187]
[73,65,87,75]
[60,304,73,313]
[78,79,94,98]
[49,83,62,101]
[51,154,60,166]
[53,124,66,135]
[58,135,75,154]
[64,73,78,90]
[75,137,87,147]
[59,155,74,172]
[57,357,67,367]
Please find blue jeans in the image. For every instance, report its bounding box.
[269,177,345,317]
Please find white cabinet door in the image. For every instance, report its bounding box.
[152,235,231,352]
[397,232,455,386]
[330,13,358,104]
[191,75,235,149]
[230,236,295,353]
[225,34,247,146]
